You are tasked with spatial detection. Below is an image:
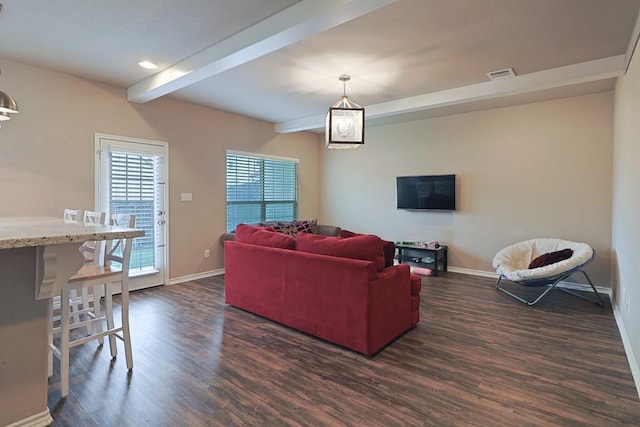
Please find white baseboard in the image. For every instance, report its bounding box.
[6,409,52,427]
[612,298,640,399]
[447,266,498,279]
[169,268,225,285]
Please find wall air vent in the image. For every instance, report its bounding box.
[487,68,517,81]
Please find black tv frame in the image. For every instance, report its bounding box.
[396,174,456,211]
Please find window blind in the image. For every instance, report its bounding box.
[109,151,157,271]
[226,152,298,232]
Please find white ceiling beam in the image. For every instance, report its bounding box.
[274,55,626,133]
[127,0,398,103]
[624,10,640,71]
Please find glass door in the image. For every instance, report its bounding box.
[95,133,168,290]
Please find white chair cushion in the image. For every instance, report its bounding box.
[492,238,593,282]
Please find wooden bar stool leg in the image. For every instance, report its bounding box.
[121,278,133,370]
[60,287,71,398]
[92,284,104,345]
[80,287,92,335]
[69,288,81,326]
[48,301,54,377]
[105,282,118,358]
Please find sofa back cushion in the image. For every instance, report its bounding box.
[340,229,396,268]
[296,233,385,272]
[235,224,296,249]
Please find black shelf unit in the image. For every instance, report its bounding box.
[395,244,448,276]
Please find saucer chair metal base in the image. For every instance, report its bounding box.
[495,268,604,307]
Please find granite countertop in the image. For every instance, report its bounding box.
[0,216,144,249]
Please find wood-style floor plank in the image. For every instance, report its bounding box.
[47,273,640,426]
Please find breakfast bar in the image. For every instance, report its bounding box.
[0,217,143,427]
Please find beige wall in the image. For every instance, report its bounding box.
[612,46,640,387]
[321,93,614,286]
[0,59,322,280]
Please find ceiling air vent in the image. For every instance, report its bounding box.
[487,68,517,81]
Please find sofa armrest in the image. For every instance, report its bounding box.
[219,232,236,245]
[367,263,412,353]
[315,224,342,236]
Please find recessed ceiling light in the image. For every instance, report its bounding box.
[138,60,158,70]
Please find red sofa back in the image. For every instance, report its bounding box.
[224,240,414,356]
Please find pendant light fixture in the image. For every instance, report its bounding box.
[0,72,19,126]
[0,89,18,115]
[0,5,19,122]
[325,75,364,149]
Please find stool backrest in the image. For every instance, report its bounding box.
[63,209,81,223]
[83,210,106,226]
[105,213,136,272]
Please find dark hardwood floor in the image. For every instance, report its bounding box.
[47,273,640,426]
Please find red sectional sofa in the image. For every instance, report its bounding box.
[224,224,421,356]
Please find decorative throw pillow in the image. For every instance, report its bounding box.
[528,248,573,269]
[268,219,317,236]
[270,224,298,236]
[235,224,296,249]
[340,229,396,268]
[296,233,385,272]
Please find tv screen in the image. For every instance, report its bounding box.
[396,174,456,211]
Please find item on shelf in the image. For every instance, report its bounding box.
[426,241,440,249]
[410,266,433,276]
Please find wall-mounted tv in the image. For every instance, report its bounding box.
[396,174,456,211]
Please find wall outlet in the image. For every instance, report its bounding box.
[204,249,210,258]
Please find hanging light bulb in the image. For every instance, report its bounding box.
[325,75,364,149]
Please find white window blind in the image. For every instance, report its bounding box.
[226,152,298,232]
[109,151,157,271]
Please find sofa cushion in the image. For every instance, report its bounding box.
[296,233,385,272]
[340,229,396,268]
[235,224,296,249]
[339,229,359,239]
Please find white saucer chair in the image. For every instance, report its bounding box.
[492,238,604,307]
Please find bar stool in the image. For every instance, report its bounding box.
[76,210,107,335]
[53,211,107,337]
[49,213,136,398]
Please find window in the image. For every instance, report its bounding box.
[226,151,298,232]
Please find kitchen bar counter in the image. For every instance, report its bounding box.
[0,216,142,249]
[0,216,143,427]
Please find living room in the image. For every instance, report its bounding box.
[1,1,639,425]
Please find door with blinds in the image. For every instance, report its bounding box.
[95,134,168,291]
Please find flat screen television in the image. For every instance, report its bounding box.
[396,174,456,211]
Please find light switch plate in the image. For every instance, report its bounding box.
[181,192,193,201]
